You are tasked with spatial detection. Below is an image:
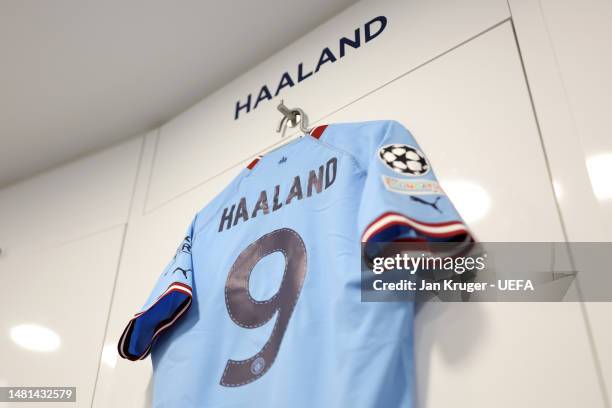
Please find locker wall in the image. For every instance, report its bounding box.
[509,0,612,400]
[0,0,610,407]
[0,137,143,407]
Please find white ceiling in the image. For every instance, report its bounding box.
[0,0,358,187]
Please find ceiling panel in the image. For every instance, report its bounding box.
[0,0,358,187]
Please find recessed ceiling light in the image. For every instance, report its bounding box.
[586,153,612,201]
[552,180,563,201]
[442,180,491,223]
[10,324,60,352]
[101,343,118,368]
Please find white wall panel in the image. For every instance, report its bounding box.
[509,0,612,400]
[0,226,125,408]
[0,137,143,256]
[322,22,563,242]
[415,303,602,407]
[582,303,612,400]
[536,2,612,396]
[307,22,604,407]
[538,0,612,234]
[508,0,607,242]
[145,0,510,211]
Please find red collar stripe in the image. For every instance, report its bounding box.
[310,125,328,139]
[246,156,262,170]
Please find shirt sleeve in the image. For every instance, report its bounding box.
[118,221,195,361]
[358,121,474,245]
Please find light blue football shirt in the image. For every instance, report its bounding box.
[118,120,472,407]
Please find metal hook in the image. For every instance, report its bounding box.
[276,100,311,135]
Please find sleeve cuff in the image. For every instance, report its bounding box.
[118,282,193,361]
[362,212,472,243]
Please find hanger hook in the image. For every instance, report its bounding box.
[276,100,311,135]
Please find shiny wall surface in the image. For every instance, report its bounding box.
[0,0,610,407]
[0,137,143,407]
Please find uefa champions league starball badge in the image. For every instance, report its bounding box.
[378,144,430,176]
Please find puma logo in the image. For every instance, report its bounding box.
[172,267,192,279]
[410,196,442,213]
[278,156,287,165]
